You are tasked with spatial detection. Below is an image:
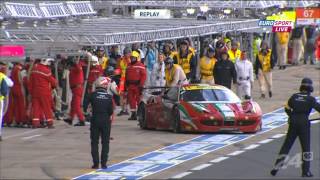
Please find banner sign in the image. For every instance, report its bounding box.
[134,9,171,19]
[0,45,25,57]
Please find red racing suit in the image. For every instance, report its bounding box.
[69,61,85,122]
[5,63,27,125]
[125,61,146,111]
[29,63,57,127]
[88,65,103,93]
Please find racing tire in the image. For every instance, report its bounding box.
[172,106,181,133]
[137,103,147,129]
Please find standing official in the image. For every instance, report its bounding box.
[235,51,254,99]
[175,40,196,81]
[228,40,242,63]
[271,78,320,177]
[125,51,146,120]
[213,51,237,89]
[6,62,27,127]
[89,77,114,169]
[151,52,166,87]
[117,48,131,116]
[200,47,216,85]
[29,58,57,128]
[65,57,85,126]
[291,26,306,65]
[0,70,12,141]
[255,41,275,98]
[276,32,290,69]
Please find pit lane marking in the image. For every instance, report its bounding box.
[271,134,286,139]
[258,139,274,144]
[21,134,42,140]
[244,144,260,150]
[190,164,212,171]
[171,172,192,179]
[209,157,230,163]
[228,150,245,156]
[2,129,39,140]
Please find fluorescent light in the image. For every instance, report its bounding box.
[223,9,232,14]
[187,8,196,15]
[200,4,209,13]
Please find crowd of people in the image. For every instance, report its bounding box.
[0,25,319,134]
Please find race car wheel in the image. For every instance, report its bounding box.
[137,103,147,129]
[172,106,181,133]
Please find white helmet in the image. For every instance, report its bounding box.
[91,55,99,66]
[95,76,110,89]
[41,58,54,66]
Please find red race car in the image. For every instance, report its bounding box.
[137,84,262,133]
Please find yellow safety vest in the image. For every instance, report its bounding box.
[277,32,290,45]
[119,58,129,78]
[176,51,193,74]
[224,38,231,44]
[165,64,178,86]
[100,56,108,70]
[228,49,241,63]
[200,56,216,80]
[169,51,178,59]
[0,72,6,100]
[258,50,272,72]
[253,38,261,59]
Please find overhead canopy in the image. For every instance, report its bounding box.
[0,17,260,57]
[107,0,317,9]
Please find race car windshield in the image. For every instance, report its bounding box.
[181,89,240,103]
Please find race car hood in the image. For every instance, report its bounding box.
[186,101,243,118]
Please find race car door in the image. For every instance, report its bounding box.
[158,87,179,129]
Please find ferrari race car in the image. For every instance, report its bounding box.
[137,84,262,133]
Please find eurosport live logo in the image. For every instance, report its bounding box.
[259,20,294,32]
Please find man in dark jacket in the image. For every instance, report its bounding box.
[89,77,114,169]
[213,51,237,89]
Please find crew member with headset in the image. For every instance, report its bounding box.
[89,77,114,169]
[270,78,320,177]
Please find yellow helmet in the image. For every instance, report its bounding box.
[131,51,140,59]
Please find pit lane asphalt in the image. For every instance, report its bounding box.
[0,64,319,179]
[180,122,320,180]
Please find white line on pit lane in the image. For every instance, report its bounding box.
[21,134,42,140]
[244,144,260,150]
[171,172,193,179]
[190,163,212,171]
[228,150,245,156]
[210,156,230,163]
[258,139,274,144]
[271,134,286,139]
[2,129,39,140]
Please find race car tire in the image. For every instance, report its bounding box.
[172,106,181,133]
[138,103,147,129]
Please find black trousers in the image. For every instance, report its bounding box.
[274,117,311,173]
[90,118,111,166]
